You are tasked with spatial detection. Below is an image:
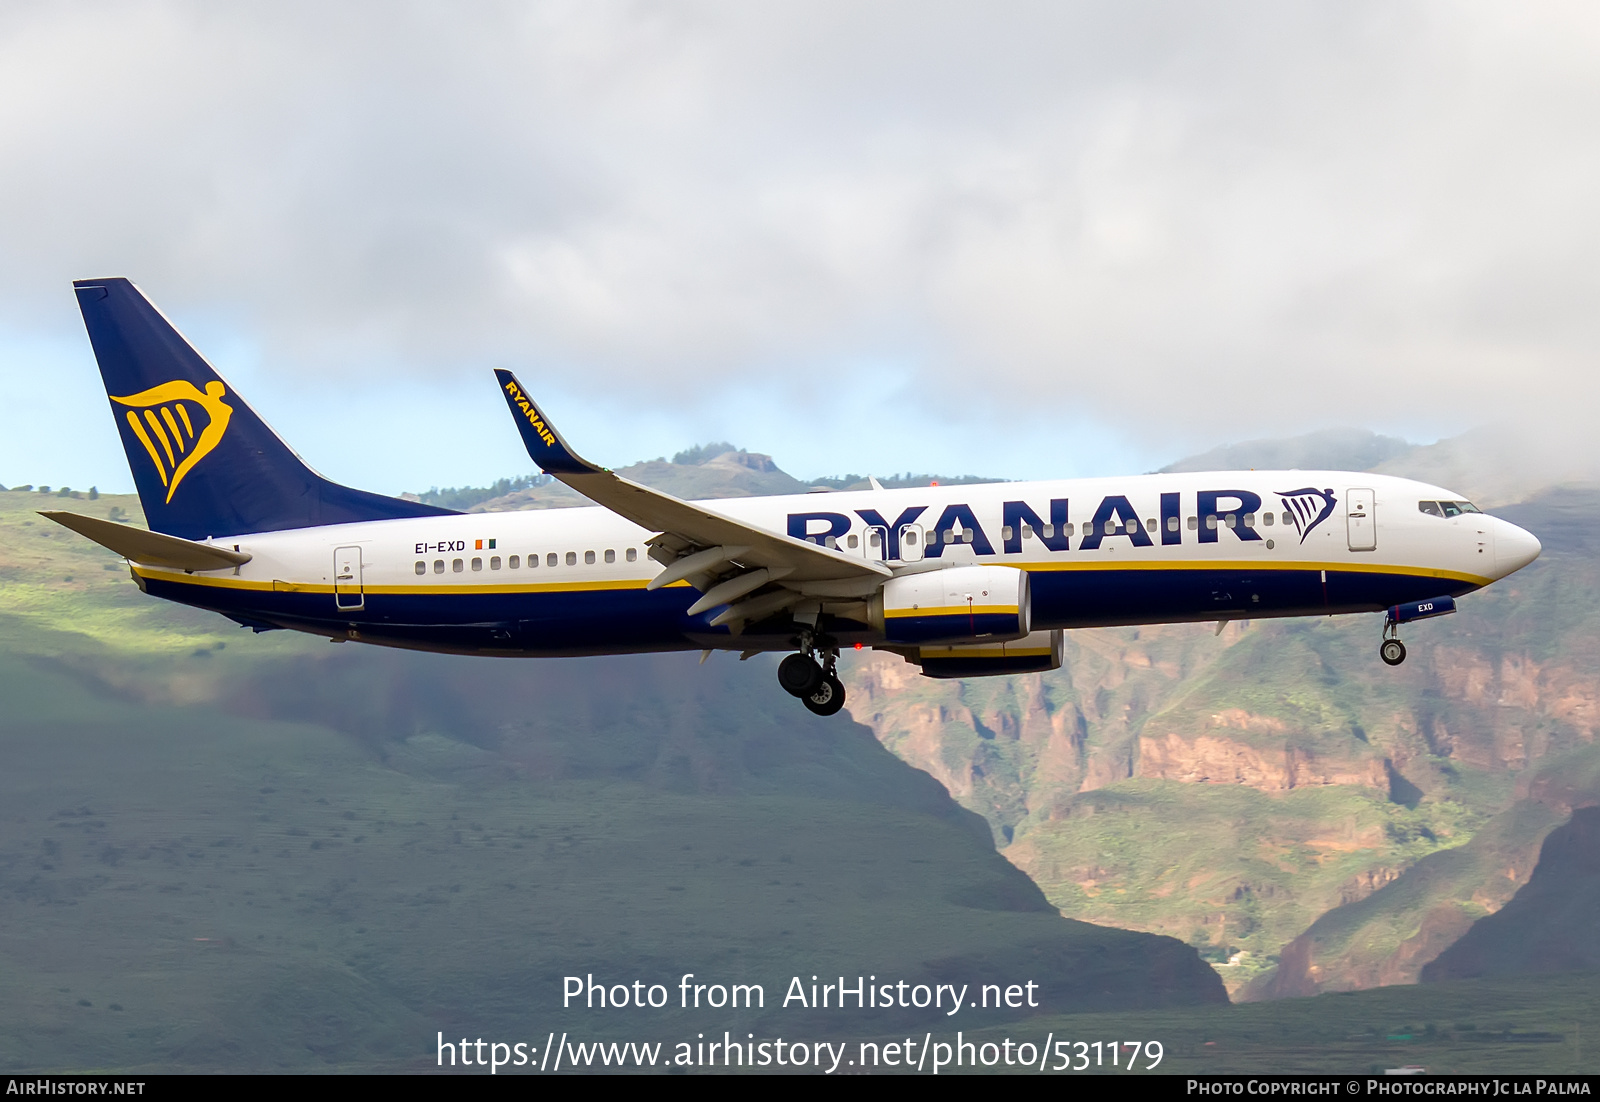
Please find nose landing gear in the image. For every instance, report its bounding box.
[1380,617,1407,666]
[778,633,846,715]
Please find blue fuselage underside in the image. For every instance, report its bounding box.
[140,565,1478,657]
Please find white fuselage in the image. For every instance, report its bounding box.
[128,471,1540,657]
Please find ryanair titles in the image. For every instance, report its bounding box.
[787,487,1338,560]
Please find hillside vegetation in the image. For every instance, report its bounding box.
[6,425,1596,1070]
[0,487,1222,1072]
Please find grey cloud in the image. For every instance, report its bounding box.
[2,1,1599,465]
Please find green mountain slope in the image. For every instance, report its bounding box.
[0,488,1222,1072]
[1421,803,1600,983]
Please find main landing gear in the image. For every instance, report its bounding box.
[1380,618,1407,666]
[778,633,846,716]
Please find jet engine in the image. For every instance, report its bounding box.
[868,565,1030,645]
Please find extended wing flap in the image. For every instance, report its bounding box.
[41,510,251,571]
[493,370,888,584]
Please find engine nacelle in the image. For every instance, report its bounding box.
[869,565,1030,645]
[917,629,1063,680]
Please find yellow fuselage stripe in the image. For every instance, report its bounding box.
[885,604,1020,619]
[131,557,1491,596]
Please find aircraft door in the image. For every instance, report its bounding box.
[1346,489,1376,552]
[898,523,925,563]
[861,525,888,561]
[334,545,364,610]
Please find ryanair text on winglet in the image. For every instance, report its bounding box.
[503,378,557,448]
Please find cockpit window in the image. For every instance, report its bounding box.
[1420,500,1481,518]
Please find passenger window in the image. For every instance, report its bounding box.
[452,559,464,573]
[1123,519,1137,534]
[847,534,859,549]
[1206,516,1218,530]
[1243,513,1255,528]
[626,548,638,562]
[548,553,558,567]
[962,530,974,544]
[1418,501,1444,518]
[605,549,616,563]
[1225,514,1237,529]
[1104,519,1116,535]
[1281,512,1292,526]
[1001,526,1013,542]
[509,555,520,569]
[826,536,838,549]
[1065,523,1075,536]
[471,557,483,571]
[1022,525,1033,539]
[414,561,426,575]
[1167,516,1180,532]
[1146,518,1156,532]
[584,550,595,564]
[904,531,918,545]
[490,556,501,570]
[1262,513,1274,526]
[1043,525,1055,538]
[868,531,881,547]
[433,560,444,574]
[944,530,957,545]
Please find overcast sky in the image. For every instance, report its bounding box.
[2,2,1598,495]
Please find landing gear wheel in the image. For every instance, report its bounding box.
[1380,639,1407,666]
[803,674,846,716]
[778,653,824,697]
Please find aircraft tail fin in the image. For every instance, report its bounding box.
[73,278,456,538]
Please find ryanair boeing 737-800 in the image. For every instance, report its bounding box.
[44,279,1542,715]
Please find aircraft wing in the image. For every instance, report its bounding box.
[41,510,252,571]
[493,371,889,620]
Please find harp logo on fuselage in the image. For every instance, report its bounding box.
[110,380,233,504]
[1277,487,1338,544]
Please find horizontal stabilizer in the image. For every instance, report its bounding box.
[41,510,251,571]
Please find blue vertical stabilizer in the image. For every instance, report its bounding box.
[74,278,456,539]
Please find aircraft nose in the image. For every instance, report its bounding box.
[1492,517,1541,578]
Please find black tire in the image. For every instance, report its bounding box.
[803,674,847,716]
[778,653,823,697]
[1380,639,1407,666]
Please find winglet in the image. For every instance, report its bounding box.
[493,369,605,475]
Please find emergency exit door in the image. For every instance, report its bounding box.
[1346,489,1376,552]
[898,523,925,562]
[860,526,888,561]
[334,545,364,610]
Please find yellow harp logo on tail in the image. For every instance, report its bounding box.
[110,380,233,503]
